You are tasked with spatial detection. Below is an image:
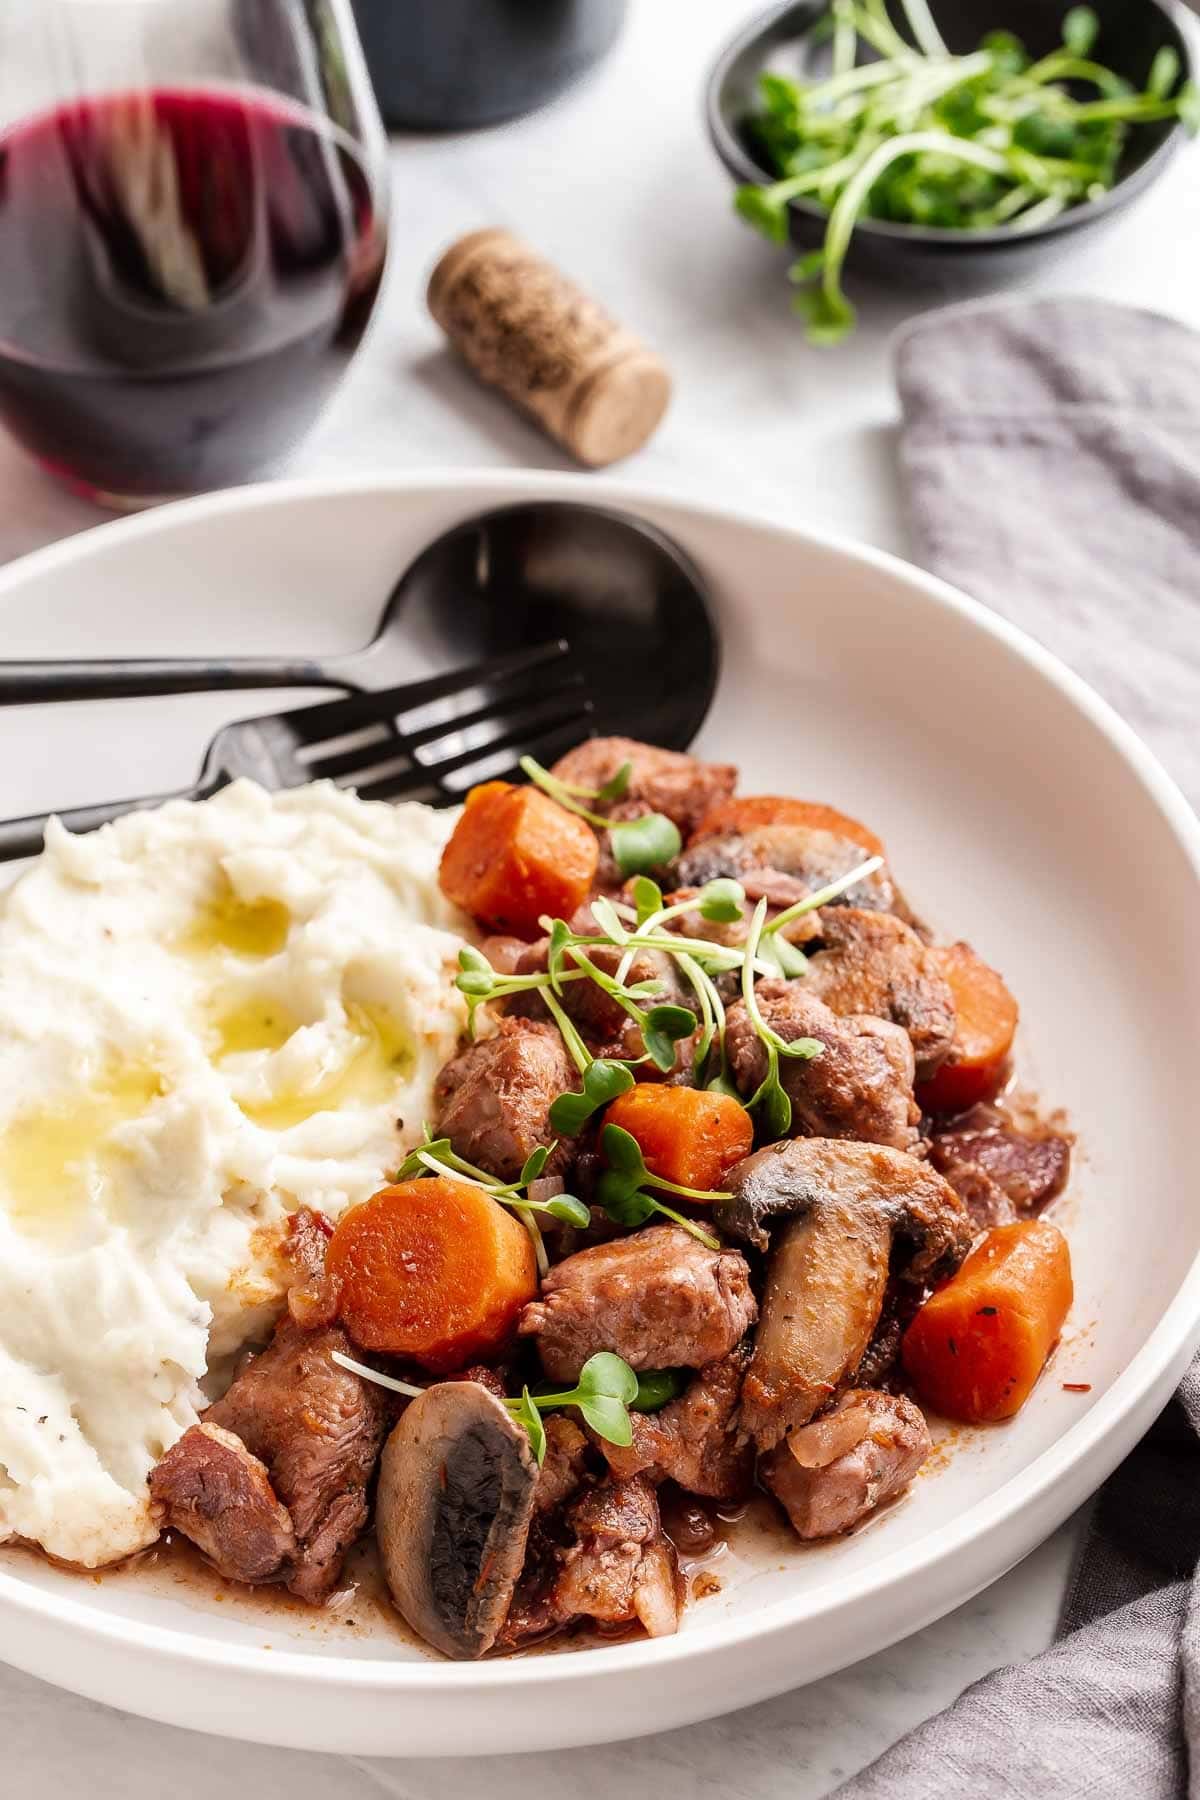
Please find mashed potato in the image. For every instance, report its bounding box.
[0,780,468,1567]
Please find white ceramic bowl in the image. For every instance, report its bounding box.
[1,469,1198,1756]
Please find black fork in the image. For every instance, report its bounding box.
[0,641,591,863]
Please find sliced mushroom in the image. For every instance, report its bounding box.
[376,1381,537,1660]
[717,1139,972,1449]
[673,824,895,913]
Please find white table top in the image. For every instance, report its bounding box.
[1,1,1197,1791]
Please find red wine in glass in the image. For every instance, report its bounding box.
[0,88,387,503]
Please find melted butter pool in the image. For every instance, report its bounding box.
[0,1061,165,1235]
[236,1001,412,1131]
[179,879,290,960]
[210,997,298,1059]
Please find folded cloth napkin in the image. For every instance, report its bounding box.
[835,296,1200,1800]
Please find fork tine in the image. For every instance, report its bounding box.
[337,687,590,796]
[282,640,572,747]
[353,707,595,804]
[435,720,599,796]
[310,668,587,784]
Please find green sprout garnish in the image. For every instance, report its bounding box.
[628,1368,687,1412]
[333,1349,672,1466]
[739,898,824,1137]
[733,0,1199,344]
[535,758,634,808]
[515,1356,683,1462]
[761,854,883,937]
[609,812,683,877]
[548,1057,635,1134]
[596,1123,724,1250]
[520,755,682,876]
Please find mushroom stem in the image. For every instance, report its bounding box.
[740,1199,892,1450]
[718,1139,973,1450]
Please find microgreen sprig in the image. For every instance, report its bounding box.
[734,0,1199,344]
[510,1351,643,1458]
[762,854,884,937]
[519,755,683,876]
[548,1057,635,1134]
[595,1123,724,1250]
[739,898,824,1137]
[332,1348,679,1466]
[528,757,634,810]
[395,1128,589,1275]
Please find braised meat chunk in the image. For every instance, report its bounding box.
[761,1390,931,1538]
[553,1476,681,1637]
[674,824,895,913]
[152,1207,390,1603]
[804,908,956,1079]
[502,1475,681,1645]
[203,1318,391,1601]
[930,1125,1071,1229]
[434,1015,577,1183]
[536,1417,591,1514]
[725,982,920,1152]
[149,1422,297,1585]
[597,1346,752,1500]
[520,1224,757,1382]
[550,737,737,838]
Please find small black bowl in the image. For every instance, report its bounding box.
[706,0,1192,284]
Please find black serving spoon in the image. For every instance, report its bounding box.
[0,501,720,753]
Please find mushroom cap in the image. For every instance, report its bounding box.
[377,1381,537,1660]
[718,1137,971,1280]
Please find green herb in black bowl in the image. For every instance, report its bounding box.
[706,0,1196,343]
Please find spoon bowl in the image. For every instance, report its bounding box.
[368,501,721,753]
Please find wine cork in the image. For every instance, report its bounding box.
[427,228,671,467]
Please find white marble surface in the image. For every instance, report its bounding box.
[1,0,1197,1790]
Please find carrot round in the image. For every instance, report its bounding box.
[326,1177,537,1372]
[916,942,1019,1116]
[688,795,884,859]
[604,1085,753,1193]
[439,780,598,938]
[902,1220,1073,1423]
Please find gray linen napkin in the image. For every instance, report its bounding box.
[835,297,1200,1799]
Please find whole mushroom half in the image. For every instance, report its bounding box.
[716,1139,973,1450]
[376,1381,538,1660]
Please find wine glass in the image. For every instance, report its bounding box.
[0,0,390,507]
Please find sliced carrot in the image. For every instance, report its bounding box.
[326,1177,537,1372]
[901,1220,1073,1423]
[916,941,1019,1116]
[688,795,884,859]
[438,780,599,938]
[603,1085,753,1193]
